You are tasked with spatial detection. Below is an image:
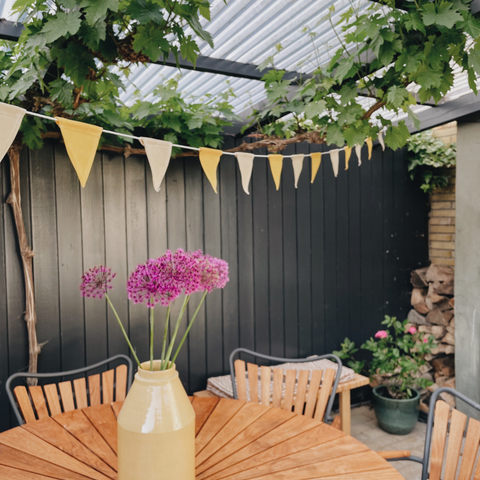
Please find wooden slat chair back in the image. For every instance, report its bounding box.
[229,348,342,423]
[378,386,480,480]
[6,354,133,425]
[234,359,336,422]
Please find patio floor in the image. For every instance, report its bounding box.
[351,405,426,480]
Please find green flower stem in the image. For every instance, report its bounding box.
[160,306,171,370]
[163,295,190,370]
[150,306,154,371]
[105,294,141,368]
[171,291,207,365]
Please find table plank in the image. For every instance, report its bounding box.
[0,464,55,479]
[192,396,220,435]
[53,409,118,471]
[0,443,92,480]
[82,404,118,453]
[111,401,124,418]
[22,417,117,479]
[0,427,111,480]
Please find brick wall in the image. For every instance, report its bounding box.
[429,122,456,266]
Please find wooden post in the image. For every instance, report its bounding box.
[6,141,41,385]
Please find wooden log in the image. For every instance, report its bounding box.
[447,326,454,335]
[450,316,455,328]
[449,297,455,308]
[411,288,427,306]
[431,356,455,376]
[430,344,454,355]
[415,303,432,315]
[430,293,448,304]
[411,267,428,288]
[426,309,449,326]
[441,332,455,345]
[426,264,454,295]
[443,377,455,389]
[408,309,428,325]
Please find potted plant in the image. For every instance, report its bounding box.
[334,316,434,435]
[80,249,229,480]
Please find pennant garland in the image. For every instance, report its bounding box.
[344,146,352,170]
[0,103,26,163]
[310,152,322,183]
[291,154,304,188]
[268,154,283,191]
[0,102,390,193]
[140,137,172,192]
[56,117,103,188]
[330,150,339,177]
[199,147,222,193]
[235,152,254,194]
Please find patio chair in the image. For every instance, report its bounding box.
[229,348,342,424]
[6,354,133,425]
[378,386,480,480]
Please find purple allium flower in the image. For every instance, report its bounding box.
[127,249,202,307]
[80,266,116,299]
[190,251,229,292]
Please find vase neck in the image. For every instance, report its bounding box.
[136,361,177,382]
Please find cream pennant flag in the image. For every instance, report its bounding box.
[366,137,373,160]
[140,137,172,192]
[199,147,222,193]
[268,154,283,191]
[56,117,103,188]
[330,149,339,177]
[0,103,26,162]
[291,154,304,188]
[378,131,385,151]
[344,146,352,170]
[235,152,254,194]
[310,152,322,183]
[355,144,362,166]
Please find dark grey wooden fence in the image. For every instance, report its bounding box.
[0,137,429,431]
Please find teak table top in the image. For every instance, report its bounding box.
[0,397,405,479]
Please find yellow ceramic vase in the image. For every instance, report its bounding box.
[117,361,195,480]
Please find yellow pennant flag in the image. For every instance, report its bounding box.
[310,152,322,183]
[140,137,172,192]
[199,147,222,193]
[0,102,26,162]
[366,137,373,160]
[344,146,352,170]
[291,154,304,188]
[56,117,103,187]
[235,152,254,194]
[268,154,283,190]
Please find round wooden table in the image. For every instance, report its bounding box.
[0,397,404,479]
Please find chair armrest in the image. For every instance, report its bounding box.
[377,450,411,460]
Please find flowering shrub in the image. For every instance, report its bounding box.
[333,315,434,399]
[81,249,229,371]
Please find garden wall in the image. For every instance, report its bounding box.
[0,138,429,431]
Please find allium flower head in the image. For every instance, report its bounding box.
[375,330,388,339]
[190,251,229,292]
[127,249,201,307]
[80,266,116,299]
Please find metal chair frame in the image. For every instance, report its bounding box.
[6,354,133,426]
[386,387,480,480]
[229,347,342,423]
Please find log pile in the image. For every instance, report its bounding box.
[407,264,455,410]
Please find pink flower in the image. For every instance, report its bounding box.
[423,337,428,343]
[190,251,229,292]
[408,326,417,334]
[80,266,116,299]
[375,330,388,339]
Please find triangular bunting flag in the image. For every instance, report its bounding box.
[291,154,304,188]
[140,137,172,192]
[355,144,362,166]
[366,137,373,160]
[56,117,103,188]
[310,152,322,183]
[199,147,222,193]
[268,154,283,191]
[235,152,254,194]
[378,131,385,151]
[330,150,339,177]
[344,146,352,170]
[0,102,26,162]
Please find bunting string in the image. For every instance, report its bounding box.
[0,103,387,192]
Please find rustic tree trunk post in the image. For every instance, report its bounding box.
[6,140,41,385]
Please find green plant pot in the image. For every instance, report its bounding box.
[372,385,420,435]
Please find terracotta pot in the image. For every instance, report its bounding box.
[117,361,195,479]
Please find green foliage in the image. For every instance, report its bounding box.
[337,315,435,400]
[406,131,456,193]
[247,0,480,151]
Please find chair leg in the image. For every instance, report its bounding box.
[339,390,351,434]
[332,415,342,430]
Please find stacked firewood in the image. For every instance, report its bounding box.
[407,264,455,411]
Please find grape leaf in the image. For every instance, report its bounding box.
[422,1,462,28]
[81,0,119,25]
[133,25,170,62]
[126,0,164,23]
[385,121,410,149]
[387,86,409,109]
[41,11,82,43]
